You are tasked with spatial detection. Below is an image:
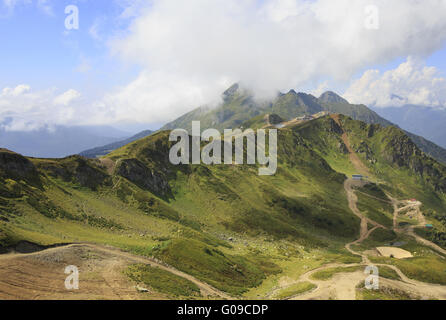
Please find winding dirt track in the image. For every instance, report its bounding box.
[284,117,446,300]
[344,180,387,263]
[389,196,446,256]
[0,243,232,300]
[289,183,446,300]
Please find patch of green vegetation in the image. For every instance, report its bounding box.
[242,248,360,299]
[124,264,201,298]
[240,114,269,129]
[370,228,398,243]
[153,238,281,296]
[273,282,316,299]
[32,156,111,191]
[378,266,402,281]
[26,194,78,220]
[370,242,446,285]
[355,185,394,228]
[355,228,399,252]
[311,266,363,281]
[415,228,446,250]
[0,225,20,252]
[415,209,446,250]
[79,213,123,230]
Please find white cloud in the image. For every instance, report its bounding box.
[100,0,446,124]
[311,81,330,98]
[2,0,25,9]
[2,84,30,96]
[89,21,101,41]
[54,89,81,106]
[36,0,53,16]
[4,0,446,129]
[344,57,446,108]
[2,0,52,15]
[0,85,80,131]
[90,71,231,125]
[75,56,92,73]
[115,0,150,20]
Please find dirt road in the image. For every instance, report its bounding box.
[0,243,232,300]
[288,119,446,300]
[389,196,446,256]
[289,181,446,300]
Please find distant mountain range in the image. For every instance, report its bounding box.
[162,84,446,164]
[0,125,131,158]
[79,130,154,158]
[162,85,394,132]
[372,105,446,149]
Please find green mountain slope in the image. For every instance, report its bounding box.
[405,132,446,165]
[161,84,392,131]
[79,130,153,158]
[1,114,446,298]
[161,84,446,164]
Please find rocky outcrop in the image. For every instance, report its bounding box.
[114,158,171,197]
[338,141,349,154]
[222,83,240,102]
[383,132,446,192]
[37,156,110,190]
[383,133,421,168]
[0,149,41,187]
[355,141,376,164]
[327,118,344,135]
[367,124,379,138]
[264,114,284,126]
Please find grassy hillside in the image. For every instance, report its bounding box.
[79,130,154,159]
[1,114,446,297]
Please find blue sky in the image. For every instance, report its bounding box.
[0,0,138,96]
[1,0,446,132]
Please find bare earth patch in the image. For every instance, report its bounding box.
[376,247,413,259]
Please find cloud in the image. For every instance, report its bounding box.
[0,85,80,131]
[100,0,446,124]
[89,20,101,41]
[1,0,53,15]
[344,57,446,108]
[36,0,53,16]
[115,0,151,20]
[90,71,230,125]
[2,0,26,9]
[2,84,31,96]
[54,89,81,106]
[311,81,330,98]
[75,56,92,73]
[5,0,446,129]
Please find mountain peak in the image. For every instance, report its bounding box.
[319,91,348,104]
[222,83,240,99]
